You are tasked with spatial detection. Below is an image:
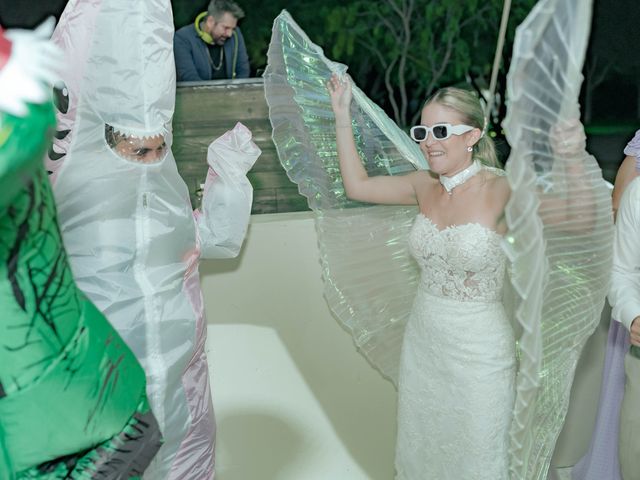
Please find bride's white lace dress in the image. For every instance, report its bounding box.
[395,213,516,480]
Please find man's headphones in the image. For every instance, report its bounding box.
[195,12,214,45]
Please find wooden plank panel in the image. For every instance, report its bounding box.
[251,189,279,214]
[276,187,310,213]
[247,171,298,189]
[173,79,310,214]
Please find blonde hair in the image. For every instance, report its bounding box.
[424,87,500,168]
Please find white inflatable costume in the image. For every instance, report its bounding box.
[47,1,260,478]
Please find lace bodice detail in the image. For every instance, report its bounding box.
[408,214,506,302]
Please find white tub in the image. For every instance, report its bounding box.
[200,212,609,479]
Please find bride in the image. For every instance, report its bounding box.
[328,75,515,479]
[264,0,613,477]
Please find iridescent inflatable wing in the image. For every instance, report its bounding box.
[502,0,613,477]
[265,10,427,383]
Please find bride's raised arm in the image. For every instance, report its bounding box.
[327,73,422,205]
[537,118,599,232]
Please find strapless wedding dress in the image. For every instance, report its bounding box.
[395,214,516,480]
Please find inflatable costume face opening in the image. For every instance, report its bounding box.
[105,124,167,164]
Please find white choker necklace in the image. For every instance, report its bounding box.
[439,161,481,194]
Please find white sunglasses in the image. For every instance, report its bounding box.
[410,123,475,142]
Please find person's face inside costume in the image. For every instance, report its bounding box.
[206,12,237,45]
[105,126,167,164]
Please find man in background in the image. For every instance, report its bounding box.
[174,0,249,81]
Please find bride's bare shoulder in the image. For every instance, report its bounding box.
[482,169,511,204]
[483,168,508,184]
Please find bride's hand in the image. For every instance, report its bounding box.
[550,118,586,158]
[327,73,352,120]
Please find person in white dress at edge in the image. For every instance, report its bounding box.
[607,129,640,480]
[327,73,590,480]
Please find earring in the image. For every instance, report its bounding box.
[467,146,473,152]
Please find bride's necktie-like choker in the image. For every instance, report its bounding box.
[439,160,481,194]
